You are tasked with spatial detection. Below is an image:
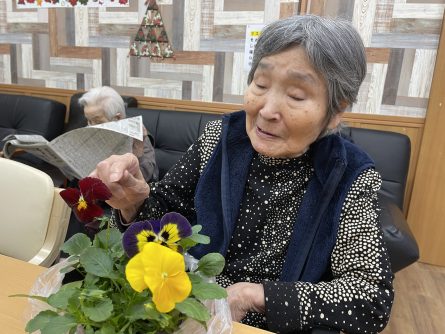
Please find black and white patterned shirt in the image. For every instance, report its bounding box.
[128,120,394,333]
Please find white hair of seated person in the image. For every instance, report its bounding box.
[79,86,126,121]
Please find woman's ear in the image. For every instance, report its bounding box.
[338,100,350,112]
[327,112,343,130]
[115,112,123,120]
[327,101,349,130]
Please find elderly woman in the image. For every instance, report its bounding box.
[79,86,159,182]
[92,15,393,333]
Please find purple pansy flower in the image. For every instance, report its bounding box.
[122,212,192,258]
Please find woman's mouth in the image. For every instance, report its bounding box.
[256,126,277,138]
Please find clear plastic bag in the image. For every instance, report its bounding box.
[179,253,233,334]
[26,256,232,334]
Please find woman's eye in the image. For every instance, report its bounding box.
[255,83,266,89]
[289,95,304,101]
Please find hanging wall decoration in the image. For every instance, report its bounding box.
[129,0,174,59]
[17,0,129,8]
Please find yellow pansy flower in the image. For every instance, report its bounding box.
[125,242,191,313]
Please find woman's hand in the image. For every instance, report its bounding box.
[90,153,150,222]
[226,282,266,322]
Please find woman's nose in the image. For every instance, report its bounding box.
[258,93,281,120]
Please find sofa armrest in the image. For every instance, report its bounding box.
[379,194,419,272]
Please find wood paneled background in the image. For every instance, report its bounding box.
[0,0,443,118]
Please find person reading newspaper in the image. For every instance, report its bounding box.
[79,86,158,182]
[1,87,159,183]
[1,115,144,181]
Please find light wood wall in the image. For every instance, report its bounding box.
[407,13,445,267]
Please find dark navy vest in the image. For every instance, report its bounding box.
[190,111,374,283]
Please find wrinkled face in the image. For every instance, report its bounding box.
[84,105,119,126]
[244,47,342,158]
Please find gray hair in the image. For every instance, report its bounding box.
[78,86,126,120]
[248,15,366,122]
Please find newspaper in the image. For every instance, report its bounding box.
[1,116,144,180]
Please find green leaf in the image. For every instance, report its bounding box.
[58,256,80,274]
[9,294,47,303]
[110,242,125,260]
[81,298,113,322]
[84,326,95,334]
[25,310,58,332]
[83,273,100,287]
[192,281,227,300]
[187,272,204,284]
[61,233,92,256]
[80,288,107,299]
[40,314,77,334]
[197,253,225,276]
[188,234,210,245]
[96,323,116,334]
[178,238,198,250]
[124,302,150,321]
[175,298,211,322]
[80,247,115,278]
[124,300,166,323]
[94,228,122,250]
[47,281,81,309]
[59,265,76,275]
[192,225,203,233]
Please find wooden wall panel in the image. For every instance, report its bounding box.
[407,13,445,267]
[0,0,442,120]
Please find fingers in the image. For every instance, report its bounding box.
[90,153,141,184]
[89,153,149,213]
[226,283,266,322]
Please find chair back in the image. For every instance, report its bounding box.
[0,93,66,149]
[0,158,71,267]
[341,127,410,210]
[127,108,221,179]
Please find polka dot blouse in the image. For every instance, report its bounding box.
[123,120,394,334]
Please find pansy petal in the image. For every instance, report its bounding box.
[160,242,180,252]
[75,203,103,223]
[150,219,161,234]
[137,230,158,253]
[161,271,192,302]
[152,267,191,313]
[60,188,81,207]
[161,247,187,275]
[125,252,148,292]
[142,242,185,278]
[159,212,192,239]
[141,243,191,313]
[122,220,157,258]
[79,177,111,202]
[152,286,176,313]
[158,223,181,245]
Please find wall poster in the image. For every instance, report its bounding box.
[16,0,129,8]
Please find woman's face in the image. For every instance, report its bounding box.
[84,105,120,126]
[244,46,342,158]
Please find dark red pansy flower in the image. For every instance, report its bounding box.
[60,177,111,223]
